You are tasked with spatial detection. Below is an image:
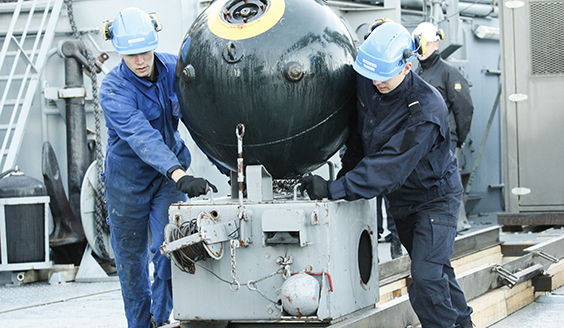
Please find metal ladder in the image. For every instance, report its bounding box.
[0,0,64,172]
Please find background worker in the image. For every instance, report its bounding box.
[413,22,475,231]
[99,8,217,328]
[300,21,473,328]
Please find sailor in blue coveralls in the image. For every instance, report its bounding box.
[99,8,217,328]
[300,21,474,328]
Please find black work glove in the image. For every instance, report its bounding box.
[176,175,218,198]
[299,175,332,200]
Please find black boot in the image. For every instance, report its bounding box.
[390,233,402,259]
[455,320,474,328]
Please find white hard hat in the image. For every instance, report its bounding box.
[412,22,444,43]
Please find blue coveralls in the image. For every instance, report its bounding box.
[331,72,473,327]
[99,52,190,328]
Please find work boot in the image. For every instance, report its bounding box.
[390,233,402,259]
[151,318,170,328]
[455,320,474,328]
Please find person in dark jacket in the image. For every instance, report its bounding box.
[100,8,217,328]
[413,22,474,231]
[413,22,474,152]
[299,21,473,328]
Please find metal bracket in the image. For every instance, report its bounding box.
[533,250,560,263]
[493,265,519,287]
[58,87,87,99]
[238,207,253,247]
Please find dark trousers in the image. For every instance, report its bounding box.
[389,189,472,328]
[106,175,185,328]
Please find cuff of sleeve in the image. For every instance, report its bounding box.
[166,165,183,180]
[329,179,347,200]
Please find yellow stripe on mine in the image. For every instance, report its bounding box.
[208,0,285,40]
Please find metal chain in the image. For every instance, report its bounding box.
[230,239,240,291]
[64,0,110,260]
[179,249,283,305]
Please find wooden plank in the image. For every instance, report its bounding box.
[452,245,503,275]
[376,247,505,308]
[468,280,535,328]
[376,286,408,307]
[506,285,534,314]
[469,287,507,328]
[377,278,408,306]
[545,259,564,290]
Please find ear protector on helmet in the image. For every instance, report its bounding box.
[148,12,162,32]
[437,28,445,40]
[102,20,113,41]
[413,33,427,56]
[102,11,161,41]
[401,33,427,64]
[364,18,394,40]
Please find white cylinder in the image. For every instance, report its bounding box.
[280,273,320,317]
[475,25,500,40]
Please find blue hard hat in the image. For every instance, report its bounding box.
[353,22,417,82]
[106,7,160,55]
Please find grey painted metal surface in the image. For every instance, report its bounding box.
[498,212,564,225]
[446,16,503,216]
[329,295,419,328]
[168,197,379,323]
[501,0,564,213]
[0,280,125,328]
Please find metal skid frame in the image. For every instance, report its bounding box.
[161,165,379,324]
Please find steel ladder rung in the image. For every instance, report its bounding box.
[0,74,26,81]
[1,99,26,106]
[0,0,64,171]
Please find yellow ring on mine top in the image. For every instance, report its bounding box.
[208,0,285,40]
